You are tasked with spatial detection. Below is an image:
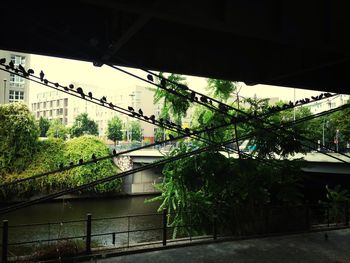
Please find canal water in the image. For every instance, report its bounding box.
[0,195,162,254]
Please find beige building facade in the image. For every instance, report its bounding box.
[0,50,31,105]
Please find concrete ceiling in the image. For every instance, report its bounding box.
[1,1,350,93]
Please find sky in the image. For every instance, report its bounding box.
[29,54,323,104]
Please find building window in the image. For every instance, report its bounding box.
[10,55,26,88]
[50,101,53,107]
[8,90,24,103]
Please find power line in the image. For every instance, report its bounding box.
[106,63,350,162]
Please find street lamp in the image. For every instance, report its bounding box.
[3,79,7,104]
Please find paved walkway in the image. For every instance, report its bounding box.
[86,229,350,263]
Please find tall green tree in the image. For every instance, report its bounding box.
[38,116,50,137]
[47,119,68,140]
[0,103,39,174]
[70,113,99,138]
[207,79,237,102]
[106,116,123,147]
[130,121,142,141]
[154,72,189,124]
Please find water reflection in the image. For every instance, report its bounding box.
[0,196,161,252]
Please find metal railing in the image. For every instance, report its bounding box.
[1,201,349,262]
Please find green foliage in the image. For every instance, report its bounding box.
[1,136,121,198]
[241,99,313,158]
[63,136,121,193]
[70,113,99,138]
[130,121,142,141]
[207,79,237,101]
[47,119,68,140]
[0,103,39,175]
[38,117,50,137]
[107,116,123,146]
[325,185,349,223]
[148,142,304,237]
[154,72,189,124]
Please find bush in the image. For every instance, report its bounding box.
[0,103,39,175]
[63,136,121,193]
[1,136,121,199]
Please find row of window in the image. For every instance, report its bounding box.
[33,99,68,110]
[9,90,24,103]
[36,108,66,118]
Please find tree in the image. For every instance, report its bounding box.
[0,103,39,174]
[47,119,68,140]
[106,116,123,147]
[207,79,237,102]
[154,72,189,125]
[130,121,142,141]
[38,117,50,137]
[70,113,99,138]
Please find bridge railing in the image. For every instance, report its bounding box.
[1,201,349,262]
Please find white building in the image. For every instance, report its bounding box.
[0,50,31,105]
[31,84,161,141]
[307,94,350,114]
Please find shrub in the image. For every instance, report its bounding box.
[0,103,39,175]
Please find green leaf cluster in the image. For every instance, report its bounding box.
[0,103,39,175]
[1,136,121,198]
[70,113,99,138]
[106,116,123,145]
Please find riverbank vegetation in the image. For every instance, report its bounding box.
[0,103,121,199]
[148,76,350,237]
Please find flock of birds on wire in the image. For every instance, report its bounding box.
[0,57,335,172]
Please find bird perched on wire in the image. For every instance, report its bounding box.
[100,96,107,105]
[9,61,15,69]
[169,134,174,140]
[54,83,59,87]
[27,68,34,75]
[109,102,115,108]
[189,91,196,101]
[0,58,5,64]
[18,64,27,76]
[76,87,85,99]
[128,106,134,112]
[40,70,45,82]
[88,92,93,100]
[69,84,74,89]
[58,163,64,170]
[92,153,97,163]
[184,128,191,134]
[138,109,143,116]
[112,149,117,156]
[149,115,155,123]
[147,74,154,82]
[200,96,208,103]
[63,86,69,91]
[160,79,166,88]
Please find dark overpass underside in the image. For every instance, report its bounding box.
[1,1,350,93]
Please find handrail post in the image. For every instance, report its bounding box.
[162,209,167,246]
[305,204,310,230]
[2,220,8,263]
[213,211,217,240]
[345,200,349,226]
[86,213,92,254]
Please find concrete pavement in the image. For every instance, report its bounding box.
[83,228,350,263]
